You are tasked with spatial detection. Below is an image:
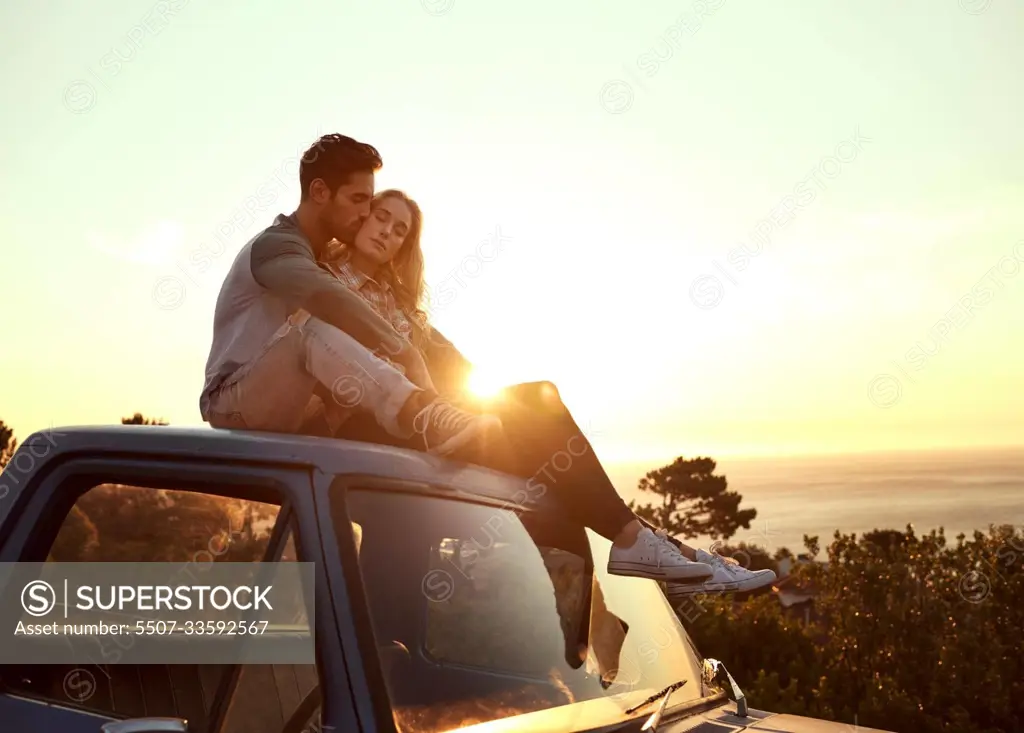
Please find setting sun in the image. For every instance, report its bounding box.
[467,367,507,399]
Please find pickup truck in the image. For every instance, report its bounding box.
[0,425,893,733]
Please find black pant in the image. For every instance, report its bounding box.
[331,381,638,542]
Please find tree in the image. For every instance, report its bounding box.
[802,534,820,560]
[774,546,795,562]
[52,482,278,563]
[0,420,15,470]
[629,456,756,540]
[49,505,100,561]
[122,413,168,426]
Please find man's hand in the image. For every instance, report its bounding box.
[323,238,345,262]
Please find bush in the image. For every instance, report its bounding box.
[684,525,1024,732]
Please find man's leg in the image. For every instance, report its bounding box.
[207,315,420,436]
[206,315,500,457]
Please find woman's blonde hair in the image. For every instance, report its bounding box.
[327,189,434,347]
[372,189,426,318]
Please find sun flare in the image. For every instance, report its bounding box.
[467,367,507,398]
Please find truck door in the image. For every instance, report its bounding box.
[0,453,351,733]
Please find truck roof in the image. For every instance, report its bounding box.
[14,424,532,505]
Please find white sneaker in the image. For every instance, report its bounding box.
[607,528,714,581]
[664,548,777,598]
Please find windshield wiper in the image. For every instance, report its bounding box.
[624,680,686,731]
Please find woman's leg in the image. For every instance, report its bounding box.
[469,382,637,543]
[462,383,712,579]
[479,385,789,592]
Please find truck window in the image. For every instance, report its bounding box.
[336,487,705,733]
[423,539,588,677]
[0,480,316,733]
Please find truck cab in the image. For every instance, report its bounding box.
[0,425,891,732]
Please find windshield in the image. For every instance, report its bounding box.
[337,487,706,733]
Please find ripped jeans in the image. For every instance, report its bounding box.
[203,311,421,437]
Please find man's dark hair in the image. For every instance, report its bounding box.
[299,133,382,200]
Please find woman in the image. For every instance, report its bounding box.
[319,189,777,595]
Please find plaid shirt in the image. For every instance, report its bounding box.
[320,250,415,344]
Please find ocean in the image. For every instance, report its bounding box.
[603,446,1024,555]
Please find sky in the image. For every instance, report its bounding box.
[1,0,1022,465]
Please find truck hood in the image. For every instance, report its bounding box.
[666,704,892,732]
[453,700,893,733]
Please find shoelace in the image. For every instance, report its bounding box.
[704,552,744,575]
[652,529,688,566]
[412,401,473,450]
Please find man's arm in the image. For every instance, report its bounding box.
[250,233,407,359]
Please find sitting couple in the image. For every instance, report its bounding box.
[199,133,776,598]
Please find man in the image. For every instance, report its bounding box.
[199,133,501,456]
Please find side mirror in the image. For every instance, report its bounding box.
[702,658,747,717]
[101,718,188,733]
